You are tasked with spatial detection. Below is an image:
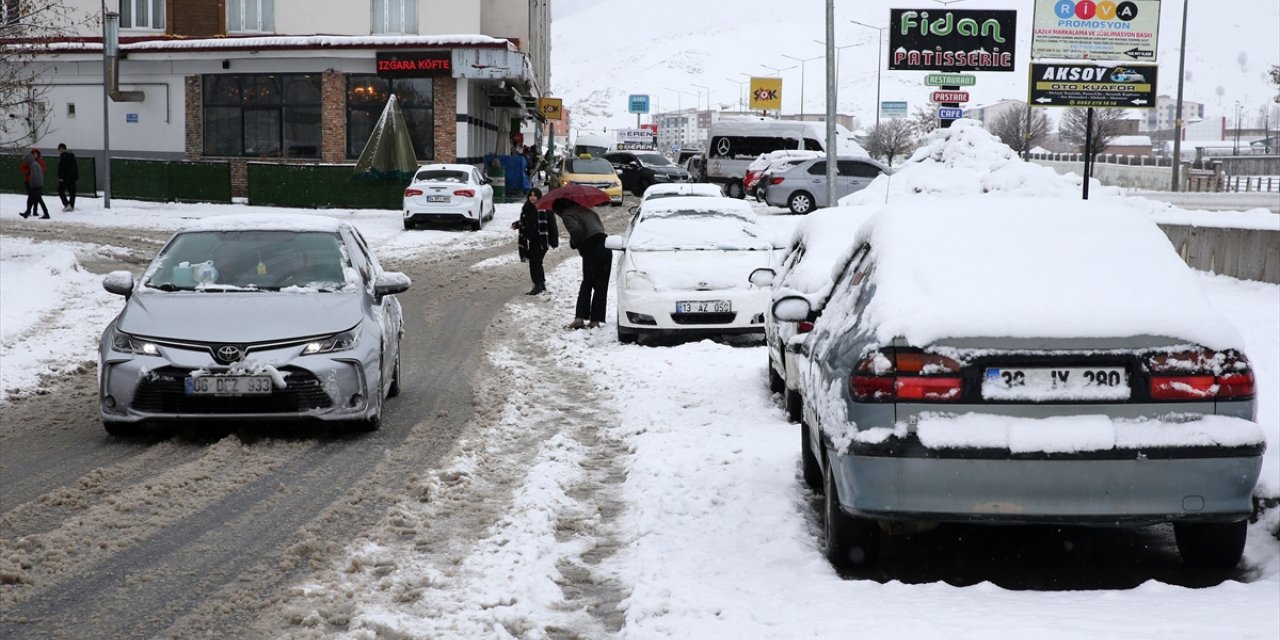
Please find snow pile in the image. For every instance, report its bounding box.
[841,119,1123,206]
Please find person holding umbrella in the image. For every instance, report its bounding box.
[539,185,612,329]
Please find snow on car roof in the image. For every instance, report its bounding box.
[629,198,773,250]
[849,196,1243,349]
[778,206,878,301]
[416,163,477,173]
[182,214,350,233]
[641,183,724,200]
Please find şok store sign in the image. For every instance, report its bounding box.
[888,9,1017,72]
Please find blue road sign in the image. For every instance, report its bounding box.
[629,94,650,114]
[938,107,964,120]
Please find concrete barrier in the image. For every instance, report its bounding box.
[1032,159,1172,191]
[1159,224,1279,284]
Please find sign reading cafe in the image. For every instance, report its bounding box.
[887,9,1018,73]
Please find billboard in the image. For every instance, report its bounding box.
[617,128,657,151]
[881,101,908,118]
[749,77,783,111]
[629,94,650,114]
[1031,0,1161,61]
[1029,62,1157,108]
[888,9,1018,72]
[537,97,563,120]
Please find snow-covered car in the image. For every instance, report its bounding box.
[98,215,411,435]
[639,182,724,202]
[743,149,823,200]
[402,163,495,231]
[760,206,877,421]
[605,196,783,344]
[776,197,1263,570]
[763,156,890,214]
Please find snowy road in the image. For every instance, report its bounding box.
[0,194,1277,639]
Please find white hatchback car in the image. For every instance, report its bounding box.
[402,163,495,231]
[605,196,783,343]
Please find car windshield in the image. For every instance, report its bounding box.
[415,170,469,183]
[637,153,673,167]
[629,208,772,251]
[146,230,351,292]
[566,158,615,174]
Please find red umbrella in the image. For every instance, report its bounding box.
[535,184,611,211]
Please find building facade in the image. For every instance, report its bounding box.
[1144,95,1205,132]
[10,0,550,195]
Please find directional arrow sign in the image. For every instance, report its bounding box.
[931,90,970,103]
[1124,47,1155,60]
[1028,62,1158,109]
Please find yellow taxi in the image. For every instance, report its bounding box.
[550,155,624,206]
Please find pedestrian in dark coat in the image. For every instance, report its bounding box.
[19,148,49,219]
[552,198,611,329]
[511,188,558,295]
[57,143,78,211]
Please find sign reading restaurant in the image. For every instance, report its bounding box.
[888,9,1017,72]
[375,51,453,78]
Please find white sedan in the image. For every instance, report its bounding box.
[402,163,495,231]
[605,196,783,344]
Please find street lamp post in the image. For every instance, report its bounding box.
[1234,102,1243,155]
[726,77,747,111]
[1170,0,1188,191]
[813,39,859,88]
[849,19,887,125]
[760,64,795,116]
[782,53,822,120]
[692,83,710,113]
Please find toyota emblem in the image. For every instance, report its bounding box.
[215,345,245,363]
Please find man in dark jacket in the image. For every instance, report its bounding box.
[552,198,610,329]
[19,148,49,219]
[57,143,78,212]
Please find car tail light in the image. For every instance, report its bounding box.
[454,189,476,198]
[849,350,964,402]
[797,321,814,334]
[769,177,785,185]
[404,188,423,197]
[1148,349,1255,400]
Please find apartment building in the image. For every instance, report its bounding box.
[11,0,550,194]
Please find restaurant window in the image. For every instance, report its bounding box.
[371,0,417,34]
[346,75,434,160]
[202,74,321,158]
[227,0,274,32]
[120,0,165,29]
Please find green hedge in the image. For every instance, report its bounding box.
[247,163,403,210]
[111,159,231,203]
[1,154,98,195]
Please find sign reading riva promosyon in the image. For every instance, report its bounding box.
[888,9,1018,72]
[1031,0,1161,61]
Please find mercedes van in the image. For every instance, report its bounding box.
[703,118,867,198]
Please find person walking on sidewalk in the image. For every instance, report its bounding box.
[57,143,78,212]
[19,147,49,219]
[512,188,558,295]
[552,198,611,329]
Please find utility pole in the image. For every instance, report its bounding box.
[782,53,822,120]
[824,0,836,207]
[101,1,112,208]
[1170,0,1188,191]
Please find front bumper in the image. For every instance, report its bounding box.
[616,288,769,335]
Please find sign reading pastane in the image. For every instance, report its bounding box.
[888,9,1018,72]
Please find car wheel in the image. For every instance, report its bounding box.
[768,357,784,393]
[725,180,745,199]
[618,326,638,344]
[488,201,496,221]
[788,192,815,215]
[403,218,415,230]
[387,351,401,398]
[103,421,141,437]
[786,388,802,423]
[1174,520,1247,568]
[823,459,879,570]
[801,420,822,492]
[470,216,483,232]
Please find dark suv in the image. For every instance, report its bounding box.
[605,151,691,197]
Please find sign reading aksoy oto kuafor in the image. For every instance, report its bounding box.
[749,76,783,110]
[888,9,1017,72]
[1029,61,1157,108]
[1031,0,1161,61]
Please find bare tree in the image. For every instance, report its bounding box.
[0,0,84,150]
[909,103,939,136]
[864,118,916,167]
[1270,64,1280,104]
[1058,107,1130,157]
[989,106,1050,157]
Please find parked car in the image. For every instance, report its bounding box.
[743,150,823,200]
[605,196,783,343]
[760,206,877,422]
[683,155,705,182]
[98,215,411,435]
[639,182,724,202]
[402,163,495,231]
[550,156,624,206]
[774,197,1263,570]
[763,156,890,214]
[605,151,691,197]
[751,152,825,201]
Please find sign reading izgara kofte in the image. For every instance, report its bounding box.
[888,9,1017,72]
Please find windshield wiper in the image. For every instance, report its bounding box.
[149,282,193,292]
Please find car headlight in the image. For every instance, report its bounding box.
[302,327,360,355]
[109,327,160,355]
[624,271,656,291]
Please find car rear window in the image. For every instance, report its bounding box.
[415,170,468,183]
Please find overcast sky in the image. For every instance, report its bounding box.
[551,0,600,19]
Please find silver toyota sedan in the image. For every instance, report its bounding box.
[98,215,410,435]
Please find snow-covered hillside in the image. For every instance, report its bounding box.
[550,0,1279,133]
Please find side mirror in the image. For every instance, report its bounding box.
[772,296,811,323]
[374,272,412,299]
[103,270,135,298]
[604,235,625,251]
[627,205,640,216]
[749,268,776,287]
